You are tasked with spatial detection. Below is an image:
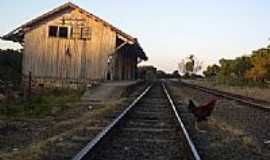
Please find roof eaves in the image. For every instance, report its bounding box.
[2,2,136,43]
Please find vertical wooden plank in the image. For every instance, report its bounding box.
[22,7,137,84]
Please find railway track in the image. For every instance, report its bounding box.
[180,81,270,110]
[72,82,200,160]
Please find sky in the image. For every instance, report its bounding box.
[1,0,270,72]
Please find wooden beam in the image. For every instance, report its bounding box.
[115,41,127,52]
[108,41,128,57]
[117,34,134,44]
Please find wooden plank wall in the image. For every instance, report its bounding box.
[23,8,116,82]
[111,46,137,80]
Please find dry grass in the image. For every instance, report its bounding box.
[167,82,270,160]
[0,98,126,160]
[0,89,83,119]
[191,80,270,102]
[209,118,256,148]
[0,82,147,160]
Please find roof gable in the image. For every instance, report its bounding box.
[2,2,136,43]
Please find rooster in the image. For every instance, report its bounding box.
[188,97,218,132]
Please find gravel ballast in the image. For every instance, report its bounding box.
[168,81,270,160]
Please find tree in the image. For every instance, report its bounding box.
[245,48,270,82]
[178,59,186,75]
[203,44,270,85]
[185,55,195,74]
[172,70,181,78]
[232,56,253,80]
[156,70,167,79]
[178,54,203,76]
[218,59,235,78]
[217,56,253,84]
[203,64,221,78]
[0,49,23,87]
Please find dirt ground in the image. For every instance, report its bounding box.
[167,81,270,160]
[1,81,269,160]
[0,83,148,160]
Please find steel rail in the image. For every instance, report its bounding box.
[72,85,152,160]
[181,81,270,110]
[162,82,202,160]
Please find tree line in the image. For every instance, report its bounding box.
[203,45,270,85]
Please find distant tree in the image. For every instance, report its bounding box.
[182,73,190,79]
[203,64,221,78]
[0,49,23,87]
[185,55,195,74]
[205,43,270,86]
[178,59,186,75]
[172,70,181,78]
[156,70,167,79]
[137,66,157,80]
[190,73,204,79]
[178,54,203,77]
[217,56,252,84]
[218,59,235,78]
[233,56,253,80]
[245,48,270,82]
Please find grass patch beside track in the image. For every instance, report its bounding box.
[0,89,83,118]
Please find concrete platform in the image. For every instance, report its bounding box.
[81,80,143,102]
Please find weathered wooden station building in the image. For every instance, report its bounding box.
[2,2,147,87]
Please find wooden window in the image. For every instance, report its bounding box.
[48,26,71,38]
[80,27,91,40]
[49,26,58,37]
[59,27,69,38]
